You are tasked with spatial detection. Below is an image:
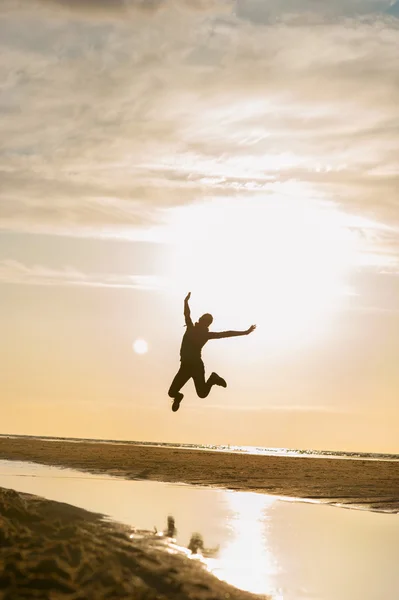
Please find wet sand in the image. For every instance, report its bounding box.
[0,437,398,512]
[0,486,264,600]
[2,461,399,600]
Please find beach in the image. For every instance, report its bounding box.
[1,438,399,600]
[0,437,398,512]
[0,485,264,600]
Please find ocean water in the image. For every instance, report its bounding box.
[1,459,399,600]
[1,433,398,461]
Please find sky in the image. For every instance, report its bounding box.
[1,0,399,452]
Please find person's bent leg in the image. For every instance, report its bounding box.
[168,364,191,398]
[169,363,192,412]
[192,361,215,398]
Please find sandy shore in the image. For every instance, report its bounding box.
[0,486,265,600]
[0,437,398,512]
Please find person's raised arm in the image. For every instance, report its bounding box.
[184,292,193,327]
[208,324,256,339]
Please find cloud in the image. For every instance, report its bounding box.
[0,0,398,272]
[34,0,233,19]
[0,259,164,289]
[388,0,399,14]
[236,0,396,23]
[33,0,399,21]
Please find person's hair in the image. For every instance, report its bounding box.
[198,313,213,326]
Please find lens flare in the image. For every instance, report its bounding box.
[133,339,148,354]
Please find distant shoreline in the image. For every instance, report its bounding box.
[1,433,398,461]
[0,436,398,513]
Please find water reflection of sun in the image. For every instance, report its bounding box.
[206,491,282,597]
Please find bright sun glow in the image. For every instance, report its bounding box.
[163,196,364,351]
[133,339,148,354]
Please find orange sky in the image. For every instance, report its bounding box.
[1,0,399,452]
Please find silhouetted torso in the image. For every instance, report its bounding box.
[180,323,209,362]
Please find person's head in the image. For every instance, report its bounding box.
[196,313,213,328]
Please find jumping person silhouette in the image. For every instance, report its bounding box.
[168,292,256,412]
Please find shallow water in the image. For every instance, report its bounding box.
[1,459,398,600]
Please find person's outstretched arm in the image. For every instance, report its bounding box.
[184,292,193,327]
[208,325,256,339]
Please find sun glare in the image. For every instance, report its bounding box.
[207,492,280,596]
[133,339,148,354]
[163,196,362,351]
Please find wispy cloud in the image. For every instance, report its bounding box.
[237,0,396,22]
[37,0,233,16]
[0,0,398,264]
[34,0,397,20]
[0,259,163,289]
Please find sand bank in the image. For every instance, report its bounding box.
[0,486,264,600]
[0,437,398,512]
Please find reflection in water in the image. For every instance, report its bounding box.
[165,515,177,538]
[207,492,282,597]
[153,515,220,561]
[187,531,217,555]
[0,461,278,595]
[134,509,275,597]
[2,460,399,600]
